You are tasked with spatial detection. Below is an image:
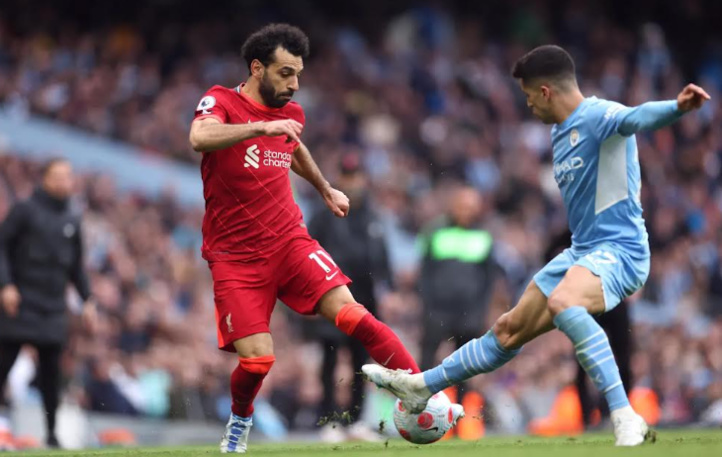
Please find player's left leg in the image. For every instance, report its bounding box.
[279,235,464,424]
[315,286,421,374]
[548,249,651,446]
[278,234,421,373]
[315,287,465,427]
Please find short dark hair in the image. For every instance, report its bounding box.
[42,157,69,177]
[512,45,576,86]
[241,23,310,70]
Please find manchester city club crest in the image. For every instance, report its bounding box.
[570,129,580,147]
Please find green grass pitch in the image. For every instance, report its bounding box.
[16,430,722,457]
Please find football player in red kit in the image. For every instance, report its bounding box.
[189,24,463,453]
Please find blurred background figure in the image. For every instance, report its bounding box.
[0,159,95,449]
[307,153,394,442]
[417,185,497,439]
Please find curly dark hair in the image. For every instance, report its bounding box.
[241,23,310,70]
[512,45,576,85]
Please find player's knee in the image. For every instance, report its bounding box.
[493,312,523,350]
[335,302,370,336]
[317,285,356,322]
[233,333,274,358]
[239,355,275,375]
[547,289,574,316]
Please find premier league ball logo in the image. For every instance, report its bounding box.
[197,96,216,115]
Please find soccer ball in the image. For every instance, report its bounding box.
[393,392,455,444]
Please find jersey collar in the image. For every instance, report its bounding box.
[557,97,591,129]
[236,83,284,113]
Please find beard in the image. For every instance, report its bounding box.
[259,73,294,108]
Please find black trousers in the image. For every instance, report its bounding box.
[0,341,63,438]
[317,283,378,425]
[319,335,367,424]
[575,301,632,425]
[421,314,478,400]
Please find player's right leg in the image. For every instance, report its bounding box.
[209,260,277,454]
[363,247,577,410]
[220,334,275,454]
[363,281,555,413]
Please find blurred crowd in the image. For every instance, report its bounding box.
[1,0,721,432]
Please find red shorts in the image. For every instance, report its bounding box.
[209,233,351,352]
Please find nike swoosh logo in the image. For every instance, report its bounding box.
[325,271,339,281]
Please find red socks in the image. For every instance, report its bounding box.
[230,355,275,417]
[230,303,419,419]
[336,303,420,373]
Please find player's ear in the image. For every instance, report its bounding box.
[250,59,264,78]
[540,85,551,100]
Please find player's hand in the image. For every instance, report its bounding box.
[677,84,711,112]
[323,187,350,218]
[1,284,20,317]
[261,120,303,143]
[82,299,98,334]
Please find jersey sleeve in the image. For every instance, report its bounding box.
[589,98,683,141]
[587,99,631,141]
[194,87,230,123]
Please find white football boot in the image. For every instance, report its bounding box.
[362,364,434,414]
[220,414,252,453]
[450,403,466,426]
[611,406,656,446]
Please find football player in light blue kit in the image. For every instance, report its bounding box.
[363,45,710,446]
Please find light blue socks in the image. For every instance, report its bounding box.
[422,306,630,413]
[554,306,629,411]
[423,330,520,394]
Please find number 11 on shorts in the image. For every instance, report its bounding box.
[308,250,337,273]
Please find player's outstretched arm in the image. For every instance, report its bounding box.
[616,84,710,136]
[292,143,349,217]
[189,118,303,152]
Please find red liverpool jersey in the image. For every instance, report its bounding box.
[194,84,306,261]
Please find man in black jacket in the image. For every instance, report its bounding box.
[0,158,95,449]
[307,154,393,440]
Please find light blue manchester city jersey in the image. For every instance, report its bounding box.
[551,96,651,254]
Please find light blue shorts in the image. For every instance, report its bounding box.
[533,242,650,311]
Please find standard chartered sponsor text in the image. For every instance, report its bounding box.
[264,150,292,168]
